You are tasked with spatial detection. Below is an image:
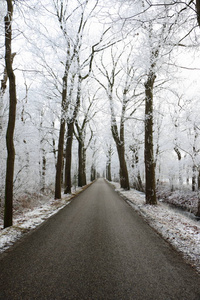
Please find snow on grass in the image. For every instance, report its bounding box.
[156,183,199,215]
[0,187,84,254]
[111,182,200,274]
[0,226,27,253]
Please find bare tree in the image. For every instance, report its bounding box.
[63,33,113,193]
[74,94,95,187]
[53,1,77,199]
[95,45,141,190]
[4,0,17,228]
[52,0,110,195]
[54,0,97,197]
[144,49,157,204]
[64,73,81,194]
[142,2,178,204]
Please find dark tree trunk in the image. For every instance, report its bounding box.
[4,0,17,228]
[64,122,74,194]
[64,76,81,194]
[111,122,129,190]
[144,72,157,205]
[105,60,130,190]
[41,149,46,192]
[90,164,96,181]
[196,2,200,207]
[106,161,112,181]
[52,122,57,168]
[197,195,200,217]
[192,165,196,192]
[196,0,200,26]
[74,120,89,187]
[77,144,86,187]
[82,147,87,185]
[55,120,66,199]
[78,140,84,187]
[198,168,200,190]
[54,69,68,199]
[116,144,129,189]
[115,145,129,189]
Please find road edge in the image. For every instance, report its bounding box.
[105,179,200,275]
[0,181,96,256]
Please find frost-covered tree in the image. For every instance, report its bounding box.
[95,46,130,189]
[51,0,111,195]
[74,89,96,187]
[95,41,145,190]
[122,0,196,203]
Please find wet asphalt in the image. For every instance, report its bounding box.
[0,178,200,299]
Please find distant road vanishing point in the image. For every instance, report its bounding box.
[0,178,200,299]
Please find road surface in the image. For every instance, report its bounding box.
[0,179,200,299]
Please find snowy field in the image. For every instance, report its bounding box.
[0,181,200,275]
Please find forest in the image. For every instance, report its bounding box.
[1,0,200,228]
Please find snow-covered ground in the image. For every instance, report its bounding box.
[111,182,200,274]
[0,181,200,275]
[0,186,84,254]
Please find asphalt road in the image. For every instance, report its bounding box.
[0,179,200,300]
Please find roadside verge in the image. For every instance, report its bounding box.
[106,180,200,274]
[0,181,95,254]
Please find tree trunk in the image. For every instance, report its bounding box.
[55,120,65,199]
[64,76,81,194]
[196,195,200,218]
[0,62,8,132]
[54,66,69,199]
[74,121,88,187]
[137,172,144,192]
[106,161,112,181]
[0,53,16,133]
[198,168,200,190]
[40,149,46,192]
[192,165,196,192]
[78,140,84,187]
[116,144,130,190]
[90,164,96,181]
[130,145,144,192]
[64,122,74,194]
[106,146,112,182]
[52,121,57,168]
[82,147,87,186]
[144,73,157,205]
[174,146,183,186]
[111,122,129,190]
[196,0,200,26]
[4,0,17,228]
[77,144,86,187]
